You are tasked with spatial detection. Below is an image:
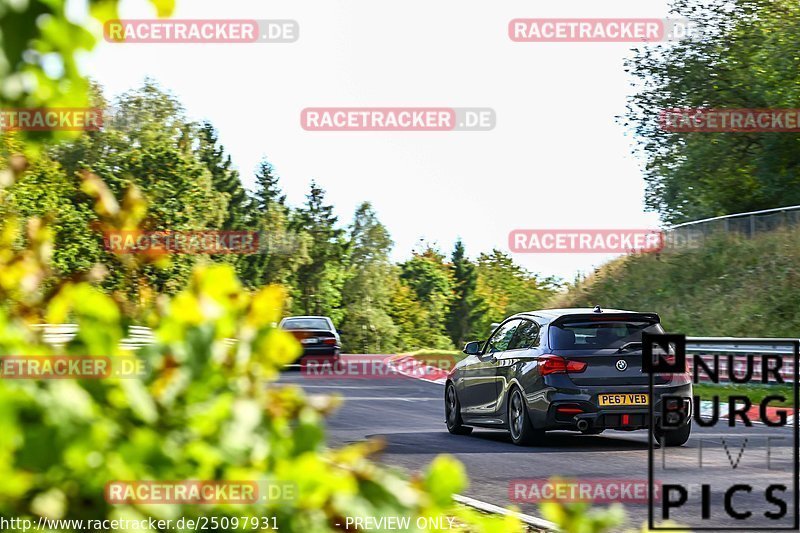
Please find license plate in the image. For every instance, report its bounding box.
[598,393,649,406]
[301,337,319,345]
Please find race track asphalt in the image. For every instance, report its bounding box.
[279,362,798,532]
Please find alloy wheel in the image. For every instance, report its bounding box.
[446,386,458,426]
[510,390,524,440]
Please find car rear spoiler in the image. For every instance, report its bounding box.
[550,312,661,326]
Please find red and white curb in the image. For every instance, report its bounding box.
[383,354,449,384]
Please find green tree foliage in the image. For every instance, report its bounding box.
[4,83,562,345]
[624,0,800,223]
[254,158,286,213]
[339,202,399,353]
[446,240,485,349]
[0,2,636,531]
[0,0,174,150]
[46,82,226,298]
[385,275,432,351]
[474,250,560,338]
[240,159,310,289]
[0,173,523,532]
[399,248,454,350]
[0,135,101,282]
[195,121,254,284]
[289,181,346,321]
[197,122,252,231]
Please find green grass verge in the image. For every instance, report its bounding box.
[693,382,796,407]
[551,228,800,337]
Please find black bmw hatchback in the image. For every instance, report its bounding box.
[445,307,692,446]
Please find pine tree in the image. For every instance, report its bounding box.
[399,246,454,349]
[197,122,251,230]
[339,202,398,353]
[241,159,309,288]
[290,181,346,319]
[254,158,286,213]
[446,240,484,348]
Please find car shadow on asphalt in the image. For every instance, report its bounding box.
[370,430,651,454]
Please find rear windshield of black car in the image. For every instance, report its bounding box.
[549,320,664,350]
[282,318,330,330]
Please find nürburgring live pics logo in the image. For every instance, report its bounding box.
[644,332,799,530]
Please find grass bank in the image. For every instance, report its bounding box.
[694,383,794,407]
[550,228,800,337]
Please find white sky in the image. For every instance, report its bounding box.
[80,0,676,281]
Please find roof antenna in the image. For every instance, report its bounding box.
[593,305,602,313]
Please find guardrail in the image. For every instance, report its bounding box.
[22,328,800,383]
[663,204,800,250]
[685,337,797,383]
[29,324,156,350]
[29,324,236,350]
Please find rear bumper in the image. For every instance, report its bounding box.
[294,346,340,363]
[536,383,692,431]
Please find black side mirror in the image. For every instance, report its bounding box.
[463,341,483,355]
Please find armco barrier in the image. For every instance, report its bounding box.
[687,337,797,383]
[26,326,800,383]
[31,323,156,350]
[664,204,800,251]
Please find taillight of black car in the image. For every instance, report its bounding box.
[538,355,587,375]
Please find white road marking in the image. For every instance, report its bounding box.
[453,494,558,531]
[294,384,424,389]
[333,397,439,402]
